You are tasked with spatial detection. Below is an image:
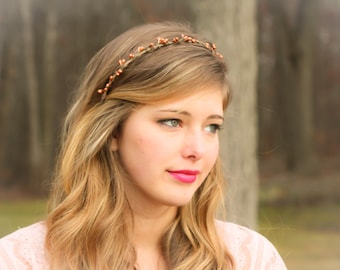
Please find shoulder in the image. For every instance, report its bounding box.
[215,220,287,270]
[0,222,48,269]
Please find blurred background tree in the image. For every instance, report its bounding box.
[0,0,339,230]
[270,0,318,172]
[257,0,340,205]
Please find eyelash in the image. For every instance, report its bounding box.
[205,124,222,133]
[159,119,181,128]
[158,119,222,133]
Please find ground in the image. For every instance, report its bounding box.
[259,156,340,270]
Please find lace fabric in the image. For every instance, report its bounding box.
[216,220,287,269]
[0,221,287,269]
[0,222,47,270]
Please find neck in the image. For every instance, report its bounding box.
[132,205,177,248]
[131,205,176,270]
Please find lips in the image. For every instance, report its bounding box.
[167,170,200,184]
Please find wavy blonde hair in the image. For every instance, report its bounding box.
[46,21,234,269]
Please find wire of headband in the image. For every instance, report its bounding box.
[97,34,223,102]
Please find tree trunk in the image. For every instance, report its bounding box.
[0,0,31,189]
[190,0,259,228]
[20,0,44,193]
[42,0,58,174]
[294,0,318,172]
[271,0,318,173]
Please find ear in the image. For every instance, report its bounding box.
[110,136,118,151]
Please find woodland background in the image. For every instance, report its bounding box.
[0,0,339,265]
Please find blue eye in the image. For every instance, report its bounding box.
[160,119,181,127]
[204,124,222,133]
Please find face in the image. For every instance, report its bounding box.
[111,85,224,210]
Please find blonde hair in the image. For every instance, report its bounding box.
[46,21,234,269]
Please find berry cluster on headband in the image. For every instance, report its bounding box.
[97,34,224,101]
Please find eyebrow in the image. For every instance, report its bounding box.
[158,109,224,121]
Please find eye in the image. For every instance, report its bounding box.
[159,119,181,128]
[204,124,222,133]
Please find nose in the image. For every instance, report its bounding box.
[181,128,207,161]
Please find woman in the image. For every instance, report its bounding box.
[0,22,287,269]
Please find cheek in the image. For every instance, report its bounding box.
[207,141,219,166]
[136,135,160,154]
[138,136,175,164]
[122,133,167,165]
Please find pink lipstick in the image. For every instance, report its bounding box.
[168,170,199,184]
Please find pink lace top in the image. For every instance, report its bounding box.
[0,221,287,269]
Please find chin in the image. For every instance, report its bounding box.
[157,190,197,207]
[163,197,193,207]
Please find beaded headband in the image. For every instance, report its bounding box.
[97,34,223,101]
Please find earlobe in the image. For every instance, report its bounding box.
[110,137,119,151]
